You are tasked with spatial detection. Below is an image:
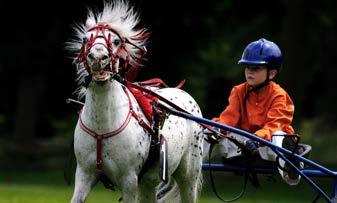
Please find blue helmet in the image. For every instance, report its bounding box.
[238,38,283,70]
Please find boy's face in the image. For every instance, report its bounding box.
[244,66,269,87]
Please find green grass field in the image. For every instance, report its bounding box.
[0,170,332,203]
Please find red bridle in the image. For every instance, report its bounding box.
[75,24,149,77]
[74,24,150,186]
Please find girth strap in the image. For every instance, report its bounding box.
[96,136,103,172]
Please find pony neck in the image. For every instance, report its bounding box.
[82,80,129,132]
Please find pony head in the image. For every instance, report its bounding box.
[67,0,149,83]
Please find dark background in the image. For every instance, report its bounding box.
[1,0,337,169]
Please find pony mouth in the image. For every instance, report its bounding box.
[92,70,112,81]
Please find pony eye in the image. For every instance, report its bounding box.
[113,39,121,46]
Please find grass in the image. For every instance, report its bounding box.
[1,117,336,202]
[0,169,333,203]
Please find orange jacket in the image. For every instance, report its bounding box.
[212,81,295,141]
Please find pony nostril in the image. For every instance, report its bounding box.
[101,55,109,60]
[88,53,95,60]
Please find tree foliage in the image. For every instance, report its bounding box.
[0,0,337,140]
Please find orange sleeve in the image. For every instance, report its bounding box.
[254,94,295,141]
[212,87,241,127]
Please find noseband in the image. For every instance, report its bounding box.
[76,24,148,77]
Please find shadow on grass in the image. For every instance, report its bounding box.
[0,169,333,203]
[201,171,333,203]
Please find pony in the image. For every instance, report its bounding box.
[66,1,204,202]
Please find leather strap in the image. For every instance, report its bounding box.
[79,86,155,177]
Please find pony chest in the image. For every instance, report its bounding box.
[75,117,149,155]
[81,106,130,133]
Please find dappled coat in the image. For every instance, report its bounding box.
[213,81,295,141]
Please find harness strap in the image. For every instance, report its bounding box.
[136,78,169,88]
[78,85,155,185]
[131,110,155,135]
[123,79,187,113]
[122,86,155,136]
[79,89,133,139]
[175,80,185,89]
[96,137,103,171]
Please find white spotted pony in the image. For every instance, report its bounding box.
[67,1,203,202]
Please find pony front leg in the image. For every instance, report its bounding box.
[138,187,157,203]
[138,178,158,203]
[120,173,139,203]
[71,166,97,203]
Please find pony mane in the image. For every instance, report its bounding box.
[67,0,149,99]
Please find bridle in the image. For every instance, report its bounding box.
[75,24,149,77]
[74,24,152,185]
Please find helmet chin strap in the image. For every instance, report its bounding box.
[259,69,271,89]
[244,70,270,102]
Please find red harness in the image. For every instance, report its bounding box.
[75,24,151,181]
[75,24,149,81]
[127,78,185,122]
[78,86,154,173]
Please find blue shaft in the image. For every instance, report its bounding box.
[202,163,336,177]
[333,178,337,200]
[161,104,337,177]
[203,161,333,202]
[274,149,332,202]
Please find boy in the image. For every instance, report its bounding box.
[207,38,301,185]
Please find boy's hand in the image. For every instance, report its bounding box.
[244,139,258,155]
[203,127,220,135]
[203,127,222,144]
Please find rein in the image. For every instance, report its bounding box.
[118,76,223,138]
[113,75,192,116]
